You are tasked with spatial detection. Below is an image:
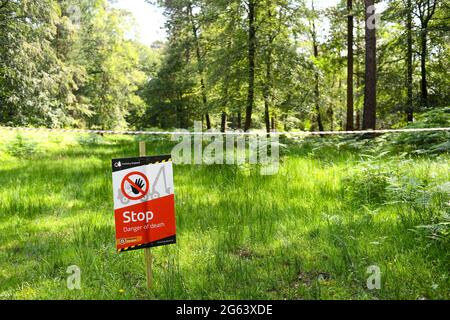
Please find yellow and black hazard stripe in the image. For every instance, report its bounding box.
[117,235,176,253]
[149,158,172,165]
[117,243,147,253]
[145,155,172,165]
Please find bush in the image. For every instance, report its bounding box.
[413,183,450,243]
[343,159,391,206]
[6,134,38,158]
[414,213,450,244]
[386,175,431,209]
[386,108,450,155]
[76,133,106,146]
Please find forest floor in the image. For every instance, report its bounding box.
[0,130,449,300]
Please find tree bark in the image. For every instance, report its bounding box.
[263,49,272,134]
[314,74,324,131]
[346,0,354,131]
[221,39,232,133]
[356,110,361,131]
[187,3,211,130]
[244,0,256,132]
[237,112,242,130]
[263,5,277,134]
[363,0,377,130]
[311,2,324,132]
[221,112,227,133]
[355,14,362,130]
[420,27,428,108]
[406,0,414,122]
[328,106,334,131]
[205,110,212,130]
[416,0,437,109]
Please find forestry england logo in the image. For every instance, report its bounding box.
[171,122,280,176]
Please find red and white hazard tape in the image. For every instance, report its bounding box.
[0,126,449,136]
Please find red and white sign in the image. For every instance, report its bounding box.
[112,156,176,252]
[121,171,150,201]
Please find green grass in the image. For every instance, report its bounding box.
[0,130,449,300]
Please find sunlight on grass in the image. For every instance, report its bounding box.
[0,131,449,300]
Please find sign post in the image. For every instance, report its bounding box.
[140,142,153,289]
[112,142,176,289]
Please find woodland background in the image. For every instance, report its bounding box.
[0,0,448,132]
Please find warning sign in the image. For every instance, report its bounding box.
[112,155,176,252]
[121,171,149,201]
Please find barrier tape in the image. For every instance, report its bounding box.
[0,126,449,136]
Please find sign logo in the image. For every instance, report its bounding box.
[121,171,150,201]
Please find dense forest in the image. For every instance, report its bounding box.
[0,0,449,132]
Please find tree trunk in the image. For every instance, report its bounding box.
[406,0,414,122]
[188,3,211,130]
[263,49,272,134]
[311,2,324,132]
[346,0,354,131]
[221,112,227,133]
[328,106,334,131]
[416,0,437,109]
[420,26,428,108]
[264,101,271,133]
[205,112,211,130]
[237,112,242,130]
[355,14,362,131]
[177,92,184,129]
[314,74,324,132]
[263,6,276,134]
[221,39,232,133]
[356,110,361,131]
[244,0,256,132]
[363,0,377,130]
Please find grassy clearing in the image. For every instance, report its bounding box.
[0,130,449,300]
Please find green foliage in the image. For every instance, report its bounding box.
[293,109,450,160]
[343,160,391,206]
[413,181,450,244]
[0,0,159,129]
[415,213,450,244]
[76,134,106,146]
[386,108,450,154]
[1,0,449,131]
[77,2,148,129]
[6,134,38,158]
[0,0,63,126]
[1,131,449,299]
[312,134,450,252]
[142,0,450,131]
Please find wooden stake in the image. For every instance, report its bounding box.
[144,248,153,289]
[139,141,153,289]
